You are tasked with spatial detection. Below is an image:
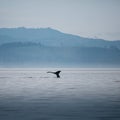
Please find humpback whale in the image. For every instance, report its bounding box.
[47,71,61,78]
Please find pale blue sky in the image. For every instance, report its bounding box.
[0,0,120,40]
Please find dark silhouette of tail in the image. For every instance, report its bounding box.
[47,71,61,78]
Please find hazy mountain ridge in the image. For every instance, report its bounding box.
[0,27,120,48]
[0,27,120,67]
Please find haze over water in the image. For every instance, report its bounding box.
[0,68,120,120]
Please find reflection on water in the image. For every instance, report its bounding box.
[0,68,120,120]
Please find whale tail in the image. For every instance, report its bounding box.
[47,71,61,78]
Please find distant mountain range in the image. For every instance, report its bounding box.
[0,27,120,67]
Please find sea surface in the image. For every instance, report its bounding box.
[0,68,120,120]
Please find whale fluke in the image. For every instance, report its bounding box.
[47,71,61,78]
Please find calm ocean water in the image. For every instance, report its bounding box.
[0,68,120,120]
